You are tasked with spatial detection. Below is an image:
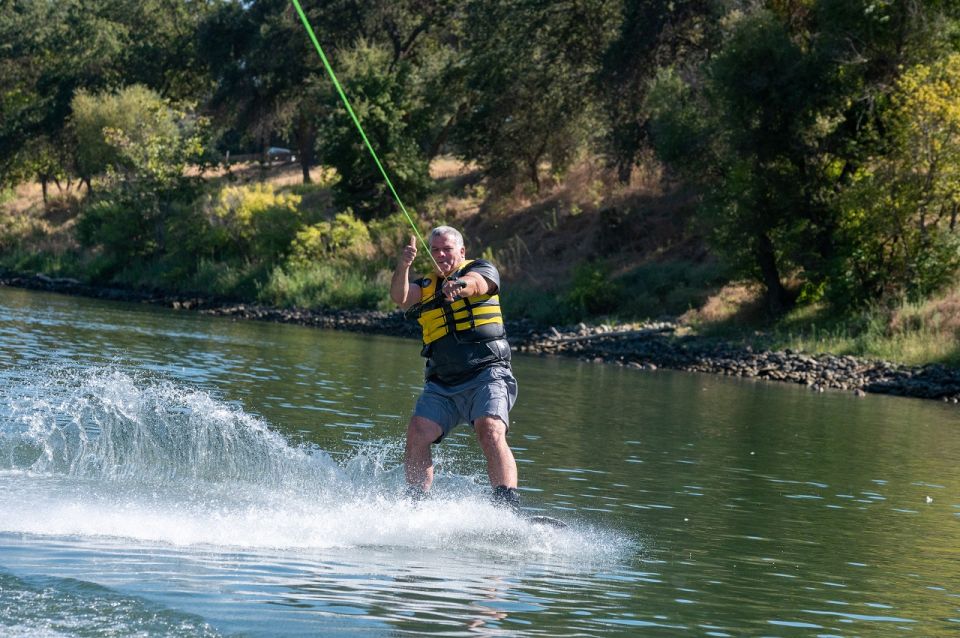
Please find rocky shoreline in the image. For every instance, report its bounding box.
[3,272,959,404]
[521,322,960,403]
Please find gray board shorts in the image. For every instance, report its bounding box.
[413,365,518,442]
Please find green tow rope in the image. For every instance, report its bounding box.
[289,0,439,272]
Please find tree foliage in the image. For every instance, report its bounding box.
[205,184,303,263]
[75,86,208,276]
[288,211,373,266]
[71,85,189,187]
[318,42,433,219]
[0,0,210,189]
[836,53,960,303]
[600,0,720,183]
[649,0,960,312]
[4,0,960,314]
[451,0,621,192]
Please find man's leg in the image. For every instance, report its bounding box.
[404,415,444,491]
[474,416,518,489]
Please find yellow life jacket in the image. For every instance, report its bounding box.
[417,260,505,345]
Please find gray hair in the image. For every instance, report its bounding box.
[429,225,464,249]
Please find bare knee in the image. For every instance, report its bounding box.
[474,416,507,450]
[407,416,443,447]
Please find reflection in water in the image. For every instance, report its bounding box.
[0,286,959,636]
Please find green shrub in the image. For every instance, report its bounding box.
[76,196,157,272]
[207,184,302,263]
[287,179,338,226]
[184,259,262,299]
[502,285,573,326]
[258,262,388,310]
[0,246,84,276]
[287,210,372,266]
[505,261,729,326]
[106,258,175,290]
[566,262,622,317]
[367,212,433,272]
[618,260,729,318]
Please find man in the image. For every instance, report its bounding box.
[390,225,520,509]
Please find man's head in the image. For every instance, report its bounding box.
[429,226,465,276]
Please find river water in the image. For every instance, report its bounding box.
[0,286,958,637]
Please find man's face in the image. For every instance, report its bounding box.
[430,234,465,276]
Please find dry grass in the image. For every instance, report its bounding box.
[0,189,82,258]
[454,158,701,288]
[267,165,337,188]
[679,281,765,325]
[429,156,480,179]
[889,288,960,337]
[4,182,46,216]
[681,280,960,365]
[195,161,337,188]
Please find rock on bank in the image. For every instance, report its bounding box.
[521,322,960,404]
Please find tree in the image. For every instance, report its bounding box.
[72,85,183,191]
[198,0,291,173]
[75,86,208,274]
[651,11,833,313]
[649,1,960,314]
[199,0,458,187]
[299,1,461,212]
[836,54,960,303]
[118,0,214,102]
[0,1,122,188]
[318,42,433,219]
[451,0,621,192]
[599,0,721,183]
[0,0,211,190]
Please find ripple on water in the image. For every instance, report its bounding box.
[0,570,220,637]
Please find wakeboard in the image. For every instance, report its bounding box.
[525,514,568,528]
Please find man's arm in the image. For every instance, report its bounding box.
[391,236,421,310]
[440,258,500,301]
[442,272,496,300]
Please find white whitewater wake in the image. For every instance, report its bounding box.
[0,367,623,557]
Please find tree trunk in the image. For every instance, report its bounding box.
[300,157,312,184]
[528,140,547,193]
[294,113,316,184]
[755,232,788,315]
[427,103,467,160]
[40,176,49,204]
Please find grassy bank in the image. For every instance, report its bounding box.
[2,159,958,368]
[684,283,960,367]
[767,299,960,367]
[0,165,399,312]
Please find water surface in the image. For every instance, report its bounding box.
[1,287,958,636]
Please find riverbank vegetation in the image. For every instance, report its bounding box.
[2,1,959,366]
